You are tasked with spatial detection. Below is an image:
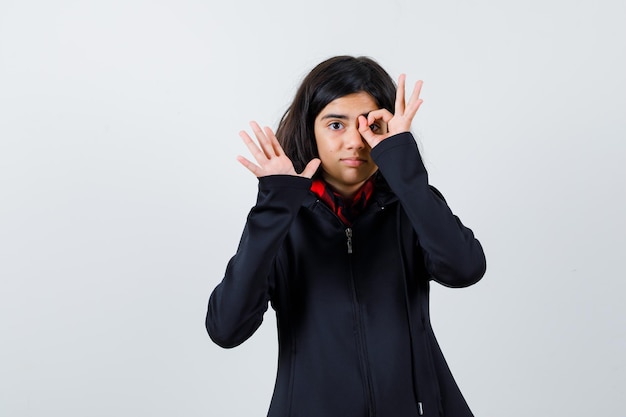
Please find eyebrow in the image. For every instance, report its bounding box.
[319,111,372,120]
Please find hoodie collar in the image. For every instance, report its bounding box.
[303,171,398,211]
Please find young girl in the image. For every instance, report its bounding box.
[206,56,486,417]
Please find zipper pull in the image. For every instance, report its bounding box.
[417,402,423,415]
[345,228,353,254]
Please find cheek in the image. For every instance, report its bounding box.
[315,135,336,155]
[319,143,339,160]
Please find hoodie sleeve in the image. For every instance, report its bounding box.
[206,175,312,348]
[371,132,486,288]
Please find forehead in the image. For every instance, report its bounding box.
[316,92,378,119]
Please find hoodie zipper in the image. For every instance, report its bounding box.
[345,228,353,254]
[346,226,376,417]
[313,200,378,416]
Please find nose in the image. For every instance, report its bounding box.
[344,126,366,150]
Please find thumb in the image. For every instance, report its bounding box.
[300,158,321,178]
[357,115,377,147]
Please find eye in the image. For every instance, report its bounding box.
[369,123,381,132]
[329,122,344,130]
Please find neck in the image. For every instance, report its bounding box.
[321,175,370,200]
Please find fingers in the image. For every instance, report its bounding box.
[236,155,261,176]
[396,74,423,116]
[238,120,298,178]
[264,126,285,157]
[407,79,423,107]
[358,115,381,147]
[300,158,321,179]
[359,109,393,134]
[239,129,267,164]
[395,73,406,116]
[240,121,284,160]
[358,115,372,135]
[251,122,285,157]
[366,109,394,126]
[390,76,424,134]
[404,80,424,120]
[249,121,276,159]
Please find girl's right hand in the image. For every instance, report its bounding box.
[358,74,423,148]
[237,121,321,178]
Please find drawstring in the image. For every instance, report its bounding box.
[395,205,424,416]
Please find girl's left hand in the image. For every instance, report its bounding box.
[358,74,423,148]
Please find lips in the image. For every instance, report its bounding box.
[340,157,366,167]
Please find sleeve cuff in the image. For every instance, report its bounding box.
[258,175,312,191]
[370,131,416,156]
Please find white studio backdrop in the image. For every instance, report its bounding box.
[1,0,624,416]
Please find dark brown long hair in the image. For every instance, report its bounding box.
[275,56,397,173]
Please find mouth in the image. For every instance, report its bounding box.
[340,157,367,167]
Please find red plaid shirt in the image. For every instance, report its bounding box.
[310,176,376,226]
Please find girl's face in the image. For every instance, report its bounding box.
[313,92,384,198]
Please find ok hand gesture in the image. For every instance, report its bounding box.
[237,121,321,178]
[358,74,424,148]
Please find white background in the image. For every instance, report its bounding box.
[1,0,624,416]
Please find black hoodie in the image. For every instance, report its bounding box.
[206,132,486,417]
